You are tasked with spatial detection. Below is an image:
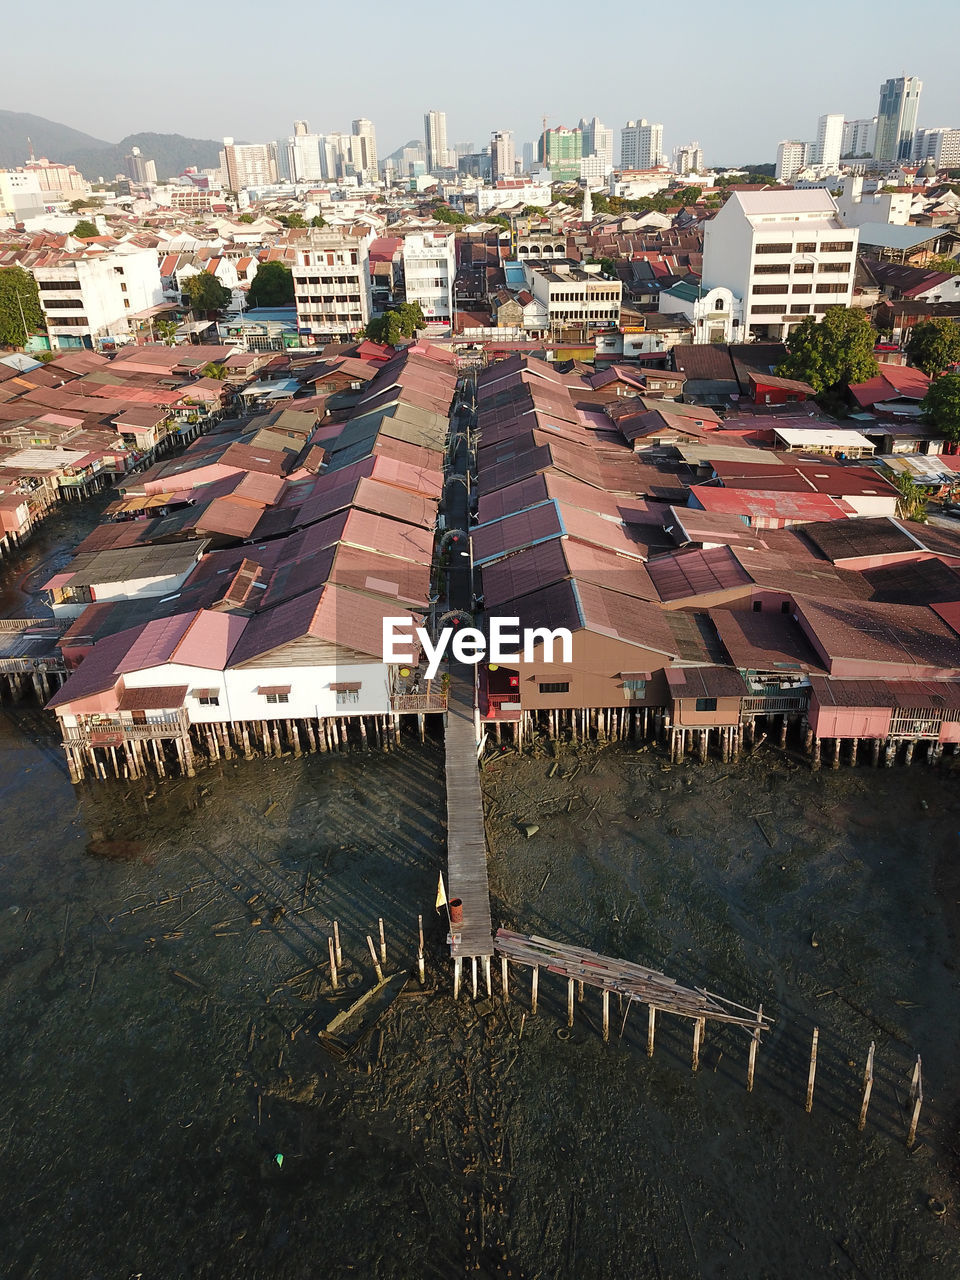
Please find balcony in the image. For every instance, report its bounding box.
[391,692,448,713]
[66,708,189,746]
[740,691,809,715]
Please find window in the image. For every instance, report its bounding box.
[792,283,812,294]
[622,679,646,700]
[751,304,787,314]
[752,284,789,295]
[538,681,570,694]
[790,304,810,314]
[817,262,849,273]
[754,264,790,275]
[198,694,219,706]
[695,697,717,712]
[816,283,847,294]
[43,298,84,309]
[793,262,814,274]
[781,601,791,614]
[336,688,360,705]
[39,279,82,291]
[755,242,793,254]
[265,693,289,704]
[753,601,763,612]
[819,241,853,253]
[796,242,816,253]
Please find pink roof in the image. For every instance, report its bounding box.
[849,363,930,408]
[690,485,855,524]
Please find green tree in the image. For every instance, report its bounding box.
[237,213,255,224]
[200,361,228,379]
[926,254,960,276]
[0,266,45,347]
[921,373,960,442]
[154,318,179,346]
[776,307,879,396]
[69,198,87,213]
[310,214,326,228]
[247,261,295,309]
[364,302,425,345]
[599,257,617,276]
[886,470,928,523]
[182,273,232,313]
[906,318,960,376]
[277,212,307,229]
[72,219,99,238]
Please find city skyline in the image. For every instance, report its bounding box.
[3,0,956,166]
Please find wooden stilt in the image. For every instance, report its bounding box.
[366,934,384,984]
[378,917,387,967]
[453,956,462,999]
[501,955,509,1002]
[328,937,338,989]
[747,1004,763,1092]
[471,956,478,999]
[907,1055,923,1148]
[482,954,491,995]
[334,920,342,967]
[647,1004,656,1058]
[567,978,575,1027]
[904,739,915,767]
[858,1041,875,1131]
[531,964,538,1014]
[692,1017,704,1072]
[602,988,610,1042]
[805,1026,819,1113]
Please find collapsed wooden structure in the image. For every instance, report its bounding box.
[494,929,770,1032]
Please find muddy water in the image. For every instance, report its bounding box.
[0,707,958,1279]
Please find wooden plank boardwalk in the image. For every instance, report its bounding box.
[445,664,494,958]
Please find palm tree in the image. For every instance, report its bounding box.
[887,469,928,523]
[200,362,228,379]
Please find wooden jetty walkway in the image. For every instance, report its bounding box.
[444,664,494,966]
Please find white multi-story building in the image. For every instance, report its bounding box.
[490,131,515,182]
[620,119,664,170]
[526,261,622,332]
[292,228,373,343]
[842,117,877,158]
[913,128,960,170]
[673,142,704,175]
[424,110,449,173]
[814,114,844,169]
[776,141,809,182]
[220,138,277,191]
[32,244,164,351]
[836,173,911,227]
[0,169,43,217]
[402,230,456,324]
[702,189,858,342]
[352,119,378,182]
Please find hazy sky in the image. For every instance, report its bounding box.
[7,0,957,164]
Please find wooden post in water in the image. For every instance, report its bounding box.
[453,956,462,999]
[692,1017,704,1072]
[531,964,539,1015]
[647,1004,656,1057]
[471,956,478,999]
[482,955,491,996]
[417,914,425,985]
[378,918,387,967]
[805,1027,819,1113]
[567,978,575,1028]
[334,920,342,967]
[328,936,338,990]
[602,989,610,1043]
[367,934,384,984]
[907,1055,923,1148]
[747,1004,763,1092]
[501,955,510,1003]
[858,1041,875,1131]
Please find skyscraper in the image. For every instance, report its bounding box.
[578,117,614,171]
[424,110,448,173]
[673,142,704,175]
[220,138,277,191]
[490,130,515,182]
[537,127,582,181]
[841,117,877,158]
[351,119,378,182]
[874,76,922,164]
[814,114,844,169]
[776,141,808,182]
[620,119,664,170]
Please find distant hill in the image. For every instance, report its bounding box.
[0,110,223,180]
